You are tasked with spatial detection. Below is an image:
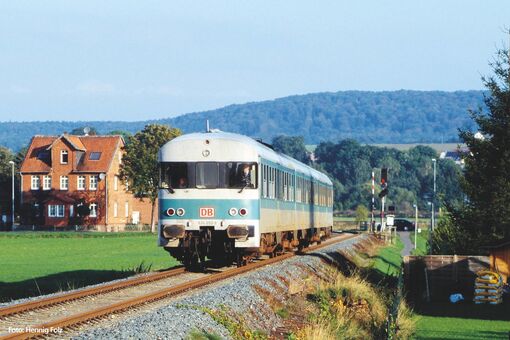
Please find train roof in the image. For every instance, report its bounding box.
[164,131,332,185]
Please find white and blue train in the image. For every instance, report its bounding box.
[158,131,333,269]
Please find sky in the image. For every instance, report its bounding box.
[0,1,509,122]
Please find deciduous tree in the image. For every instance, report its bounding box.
[119,124,182,232]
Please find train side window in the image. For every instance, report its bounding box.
[262,165,266,197]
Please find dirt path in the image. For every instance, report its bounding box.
[398,231,413,256]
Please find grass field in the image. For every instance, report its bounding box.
[0,232,178,302]
[414,302,510,339]
[372,236,404,277]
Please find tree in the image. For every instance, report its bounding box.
[355,205,369,225]
[119,124,182,232]
[108,130,132,142]
[433,45,510,253]
[70,126,98,135]
[272,135,310,164]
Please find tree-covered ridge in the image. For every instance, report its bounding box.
[0,90,484,151]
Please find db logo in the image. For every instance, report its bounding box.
[199,207,215,218]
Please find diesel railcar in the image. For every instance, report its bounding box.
[158,131,333,269]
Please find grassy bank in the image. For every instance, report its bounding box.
[0,232,177,302]
[410,229,429,255]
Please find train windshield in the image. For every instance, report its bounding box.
[159,162,257,189]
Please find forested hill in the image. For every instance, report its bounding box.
[0,90,484,151]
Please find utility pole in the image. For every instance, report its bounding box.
[413,203,418,249]
[8,160,15,228]
[371,171,374,232]
[432,158,436,231]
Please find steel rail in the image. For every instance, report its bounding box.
[1,233,359,340]
[0,267,186,318]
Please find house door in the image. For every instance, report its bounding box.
[132,211,140,224]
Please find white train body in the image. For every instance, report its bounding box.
[157,131,333,267]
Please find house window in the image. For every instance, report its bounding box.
[43,175,51,190]
[31,176,40,190]
[125,201,129,217]
[89,175,98,190]
[60,176,69,190]
[69,205,74,217]
[48,204,64,217]
[77,176,86,190]
[89,203,98,217]
[60,150,68,164]
[114,176,118,191]
[89,152,102,160]
[113,202,118,217]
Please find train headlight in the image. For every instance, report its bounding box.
[176,208,186,216]
[166,208,175,216]
[239,208,248,217]
[229,208,238,216]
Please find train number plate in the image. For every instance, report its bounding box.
[199,207,215,218]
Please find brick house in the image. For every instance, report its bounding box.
[19,134,155,229]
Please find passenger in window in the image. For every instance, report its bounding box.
[239,164,252,187]
[178,177,188,188]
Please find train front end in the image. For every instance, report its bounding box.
[158,133,260,269]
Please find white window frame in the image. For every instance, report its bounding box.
[114,176,118,191]
[113,202,118,217]
[60,175,69,190]
[60,150,68,164]
[89,203,98,217]
[77,175,86,190]
[31,175,40,190]
[48,204,64,218]
[89,175,98,190]
[43,175,51,190]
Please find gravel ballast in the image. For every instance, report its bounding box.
[72,234,364,340]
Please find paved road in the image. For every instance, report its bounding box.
[399,231,414,256]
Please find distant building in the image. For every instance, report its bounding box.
[439,147,469,167]
[19,134,154,229]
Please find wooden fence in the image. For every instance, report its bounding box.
[403,255,490,303]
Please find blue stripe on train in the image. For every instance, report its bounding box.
[159,198,333,220]
[159,199,260,220]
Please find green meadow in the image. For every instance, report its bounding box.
[0,232,178,302]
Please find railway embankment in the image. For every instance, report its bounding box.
[64,234,413,340]
[67,234,364,339]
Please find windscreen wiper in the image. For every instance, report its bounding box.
[238,184,249,193]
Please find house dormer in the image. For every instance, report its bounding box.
[45,134,87,171]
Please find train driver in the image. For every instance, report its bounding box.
[239,163,252,187]
[177,177,188,188]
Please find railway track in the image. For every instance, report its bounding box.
[0,232,359,340]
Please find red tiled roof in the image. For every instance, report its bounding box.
[77,136,122,173]
[21,135,124,174]
[20,136,56,173]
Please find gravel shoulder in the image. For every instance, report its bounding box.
[71,233,365,340]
